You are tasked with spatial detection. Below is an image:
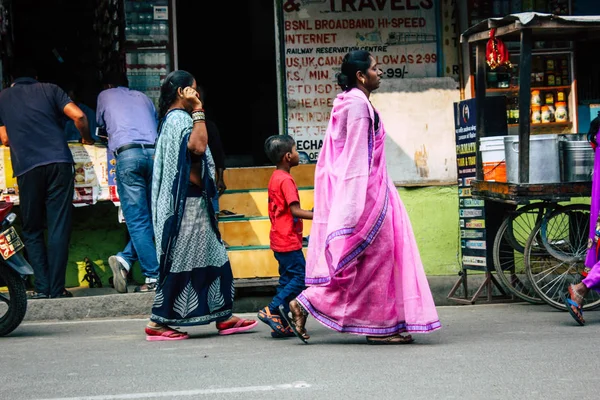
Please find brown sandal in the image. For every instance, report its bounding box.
[279,300,310,343]
[366,334,414,345]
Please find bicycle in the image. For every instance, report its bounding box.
[524,203,600,311]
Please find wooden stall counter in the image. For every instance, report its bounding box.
[470,180,591,205]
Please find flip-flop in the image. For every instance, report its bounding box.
[145,326,189,341]
[278,304,309,344]
[217,318,258,335]
[563,292,585,326]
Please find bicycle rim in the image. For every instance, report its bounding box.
[526,213,600,311]
[493,205,545,304]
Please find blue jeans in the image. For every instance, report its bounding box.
[115,147,158,279]
[268,249,306,314]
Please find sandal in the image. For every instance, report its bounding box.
[279,301,310,344]
[145,325,189,341]
[216,316,258,335]
[258,307,289,336]
[218,210,244,219]
[366,334,414,345]
[134,282,157,293]
[563,285,585,326]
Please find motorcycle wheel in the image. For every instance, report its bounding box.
[0,265,28,336]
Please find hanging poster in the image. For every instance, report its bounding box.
[283,0,438,162]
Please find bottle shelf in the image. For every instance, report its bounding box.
[487,85,571,93]
[507,122,572,128]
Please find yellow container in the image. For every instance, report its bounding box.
[555,102,568,122]
[531,105,542,124]
[531,90,542,106]
[541,106,551,123]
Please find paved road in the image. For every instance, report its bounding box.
[1,303,597,400]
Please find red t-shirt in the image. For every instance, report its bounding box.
[268,170,303,252]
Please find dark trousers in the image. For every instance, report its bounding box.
[268,249,307,314]
[17,163,74,298]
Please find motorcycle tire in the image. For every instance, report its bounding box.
[0,265,28,336]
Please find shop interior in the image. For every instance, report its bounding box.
[175,0,280,167]
[7,0,281,167]
[11,0,107,111]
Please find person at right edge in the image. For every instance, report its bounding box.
[563,115,600,326]
[96,71,160,293]
[258,134,313,338]
[279,50,441,344]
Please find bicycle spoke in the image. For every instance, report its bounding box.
[533,263,575,299]
[494,205,546,304]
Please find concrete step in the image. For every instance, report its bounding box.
[222,164,315,191]
[219,189,314,218]
[220,217,312,247]
[228,246,308,279]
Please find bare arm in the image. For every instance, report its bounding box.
[179,86,207,155]
[0,126,8,146]
[216,167,226,195]
[64,103,94,145]
[188,122,208,155]
[290,202,313,220]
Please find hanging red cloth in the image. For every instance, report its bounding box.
[486,28,512,70]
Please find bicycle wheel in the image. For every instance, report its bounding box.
[541,203,591,263]
[525,204,600,311]
[493,203,548,304]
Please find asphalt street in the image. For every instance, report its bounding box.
[1,303,598,400]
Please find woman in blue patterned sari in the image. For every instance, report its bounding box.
[145,70,257,341]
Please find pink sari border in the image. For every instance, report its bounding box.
[367,123,374,169]
[335,187,389,272]
[325,227,354,246]
[297,294,441,335]
[305,276,331,285]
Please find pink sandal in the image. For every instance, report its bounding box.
[216,318,258,335]
[145,325,189,341]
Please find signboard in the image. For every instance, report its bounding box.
[284,0,438,162]
[454,98,487,271]
[441,0,459,80]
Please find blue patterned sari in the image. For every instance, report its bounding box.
[150,109,234,326]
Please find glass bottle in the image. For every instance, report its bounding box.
[512,95,520,124]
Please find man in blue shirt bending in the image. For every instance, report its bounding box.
[96,70,159,293]
[0,62,94,299]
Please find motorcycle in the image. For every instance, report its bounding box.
[0,201,33,336]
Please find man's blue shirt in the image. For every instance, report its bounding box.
[0,77,73,177]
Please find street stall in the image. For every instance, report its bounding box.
[449,13,600,309]
[0,143,118,207]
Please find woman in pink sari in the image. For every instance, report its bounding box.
[280,50,441,344]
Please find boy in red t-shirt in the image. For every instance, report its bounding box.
[258,135,313,338]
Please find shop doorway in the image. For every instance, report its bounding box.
[11,0,105,110]
[175,0,279,167]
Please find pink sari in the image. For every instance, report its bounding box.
[297,88,441,336]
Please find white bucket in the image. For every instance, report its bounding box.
[480,136,506,182]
